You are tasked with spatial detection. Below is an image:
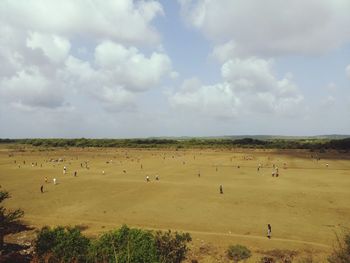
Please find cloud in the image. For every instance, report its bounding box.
[170,78,240,119]
[211,40,236,63]
[26,32,71,63]
[94,41,172,91]
[0,0,163,45]
[60,41,172,110]
[346,64,350,79]
[0,66,65,109]
[179,0,350,57]
[170,57,304,118]
[0,1,172,112]
[320,95,336,108]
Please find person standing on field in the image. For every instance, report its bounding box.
[267,224,272,239]
[40,185,44,193]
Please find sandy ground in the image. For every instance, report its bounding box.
[1,145,349,262]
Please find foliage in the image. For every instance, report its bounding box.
[154,230,192,263]
[1,137,350,150]
[34,226,90,263]
[258,257,275,263]
[226,244,251,262]
[0,190,24,250]
[328,232,350,263]
[260,249,297,263]
[88,224,159,263]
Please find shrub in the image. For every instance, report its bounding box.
[0,190,24,251]
[155,230,192,263]
[298,254,314,263]
[88,224,158,263]
[34,226,90,262]
[261,249,297,263]
[226,244,251,262]
[258,257,275,263]
[328,232,350,263]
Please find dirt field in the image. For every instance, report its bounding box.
[1,145,349,262]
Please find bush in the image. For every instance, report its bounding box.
[226,244,251,262]
[258,257,275,263]
[328,233,350,263]
[0,190,24,251]
[34,226,90,262]
[260,249,297,263]
[155,230,192,263]
[88,224,158,263]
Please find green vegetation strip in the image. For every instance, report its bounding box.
[0,137,350,150]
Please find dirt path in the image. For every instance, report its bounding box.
[24,215,331,249]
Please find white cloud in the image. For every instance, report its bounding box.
[0,66,64,108]
[26,32,71,63]
[61,41,172,110]
[0,1,171,112]
[170,78,240,119]
[211,41,236,63]
[0,0,163,45]
[180,0,350,57]
[94,41,172,91]
[321,95,336,108]
[346,64,350,79]
[326,82,337,91]
[170,71,179,79]
[170,57,304,118]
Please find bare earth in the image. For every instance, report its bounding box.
[1,145,349,262]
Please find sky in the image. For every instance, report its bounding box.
[0,0,350,138]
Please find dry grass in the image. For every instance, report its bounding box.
[1,145,349,262]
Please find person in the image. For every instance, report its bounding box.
[219,185,223,194]
[74,171,77,177]
[45,177,48,183]
[40,185,44,193]
[53,178,57,185]
[267,224,272,239]
[146,176,150,182]
[155,175,159,181]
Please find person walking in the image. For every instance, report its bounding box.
[219,185,223,194]
[40,185,44,193]
[267,224,272,239]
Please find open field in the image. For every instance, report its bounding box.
[1,145,350,262]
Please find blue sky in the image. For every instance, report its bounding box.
[0,0,349,138]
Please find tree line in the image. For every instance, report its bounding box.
[0,137,349,150]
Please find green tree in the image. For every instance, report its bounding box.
[89,225,158,263]
[0,190,24,251]
[34,226,90,262]
[155,230,192,263]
